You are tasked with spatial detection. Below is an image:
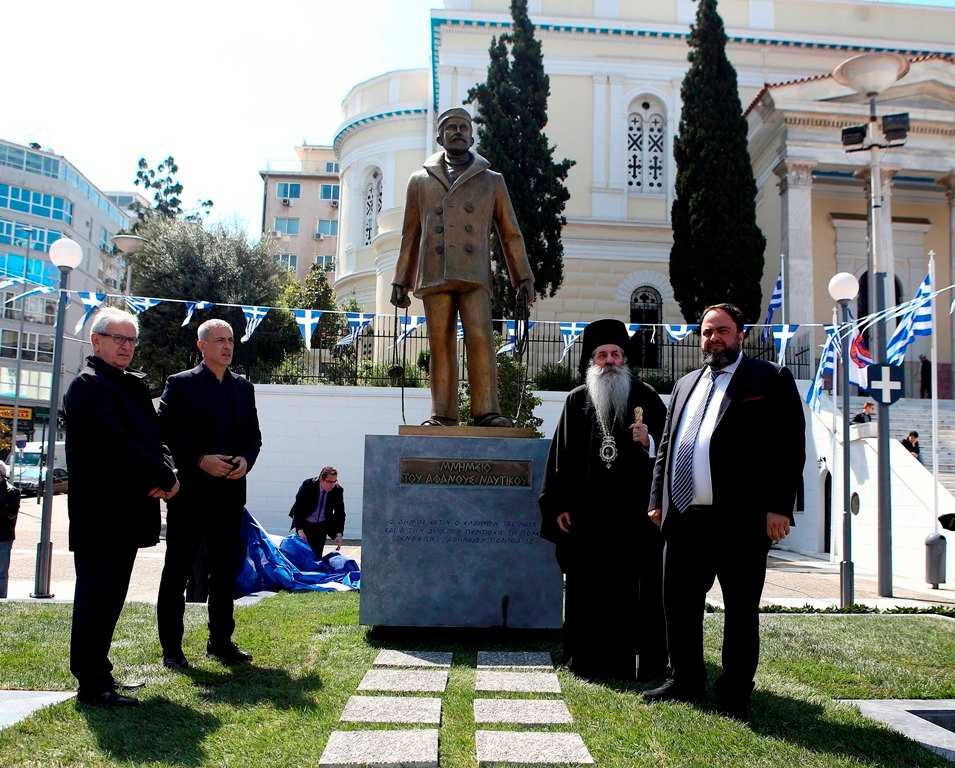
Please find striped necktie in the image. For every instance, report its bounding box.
[670,369,724,513]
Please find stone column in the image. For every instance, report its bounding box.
[774,159,817,326]
[592,75,609,190]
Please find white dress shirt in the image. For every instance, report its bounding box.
[673,351,742,506]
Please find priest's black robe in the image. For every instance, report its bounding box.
[539,379,668,680]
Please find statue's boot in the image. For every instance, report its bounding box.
[474,413,513,427]
[421,415,458,427]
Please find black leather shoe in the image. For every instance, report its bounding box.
[207,642,252,664]
[642,678,704,704]
[162,654,190,670]
[716,699,751,721]
[113,679,146,691]
[77,690,139,708]
[474,413,513,427]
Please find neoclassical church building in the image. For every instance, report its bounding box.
[331,0,955,383]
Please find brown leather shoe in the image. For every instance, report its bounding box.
[474,413,513,427]
[421,416,458,426]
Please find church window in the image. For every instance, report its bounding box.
[627,98,666,195]
[629,285,662,369]
[362,169,383,247]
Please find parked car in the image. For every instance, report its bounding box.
[13,466,68,497]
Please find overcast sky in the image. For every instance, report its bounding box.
[4,0,952,235]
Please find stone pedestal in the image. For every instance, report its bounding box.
[359,434,562,628]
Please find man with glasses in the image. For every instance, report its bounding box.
[64,307,179,707]
[157,319,262,669]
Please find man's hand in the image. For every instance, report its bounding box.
[199,454,235,477]
[297,528,308,542]
[147,478,180,501]
[767,512,791,542]
[165,479,180,500]
[648,508,662,528]
[226,456,248,480]
[390,283,411,309]
[556,511,572,534]
[629,422,650,448]
[147,487,164,499]
[334,533,343,551]
[517,279,535,306]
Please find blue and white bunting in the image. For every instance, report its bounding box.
[805,325,837,411]
[5,286,55,305]
[558,321,589,361]
[125,296,162,315]
[626,323,641,337]
[886,271,932,365]
[664,324,697,341]
[240,305,270,343]
[0,277,25,291]
[760,271,784,342]
[74,292,107,334]
[181,300,213,327]
[292,309,323,349]
[771,323,800,366]
[497,319,535,355]
[456,320,464,341]
[336,312,374,347]
[396,315,425,345]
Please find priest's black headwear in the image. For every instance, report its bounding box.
[577,319,630,381]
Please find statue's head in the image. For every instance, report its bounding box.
[435,108,474,153]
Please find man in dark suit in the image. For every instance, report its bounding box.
[157,318,262,668]
[289,466,345,558]
[644,303,805,719]
[65,307,179,706]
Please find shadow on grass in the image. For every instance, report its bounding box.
[78,696,220,767]
[748,690,947,768]
[182,664,323,709]
[366,626,561,654]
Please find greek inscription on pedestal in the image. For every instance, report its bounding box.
[399,458,531,487]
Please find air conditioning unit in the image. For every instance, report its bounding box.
[270,229,281,237]
[281,198,291,207]
[329,199,339,208]
[314,232,325,240]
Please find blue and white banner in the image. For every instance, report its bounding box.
[336,312,374,347]
[626,323,641,337]
[558,321,589,361]
[771,323,799,366]
[498,319,535,355]
[292,309,324,349]
[240,305,270,343]
[5,286,55,305]
[886,271,932,365]
[125,296,162,315]
[806,325,837,411]
[396,315,426,345]
[74,292,107,334]
[664,324,697,341]
[760,271,783,342]
[0,277,25,292]
[182,300,214,327]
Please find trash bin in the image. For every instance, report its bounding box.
[925,533,947,588]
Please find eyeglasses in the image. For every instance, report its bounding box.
[97,332,138,347]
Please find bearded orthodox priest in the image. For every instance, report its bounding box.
[539,319,668,681]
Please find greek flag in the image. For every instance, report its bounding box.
[760,271,783,343]
[125,296,162,315]
[0,277,25,291]
[292,309,323,349]
[771,323,799,366]
[181,300,213,327]
[396,315,425,345]
[805,325,837,411]
[626,323,641,337]
[886,271,932,365]
[497,319,535,356]
[558,321,588,361]
[664,324,697,341]
[240,305,270,343]
[337,312,374,347]
[6,286,55,305]
[74,292,107,334]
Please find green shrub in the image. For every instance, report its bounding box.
[533,362,577,391]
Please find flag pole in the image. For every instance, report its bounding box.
[929,251,939,534]
[780,253,787,366]
[831,307,840,558]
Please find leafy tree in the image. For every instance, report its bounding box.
[669,0,766,323]
[280,262,346,347]
[128,216,299,390]
[466,0,573,318]
[133,155,213,224]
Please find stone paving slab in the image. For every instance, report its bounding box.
[475,671,561,694]
[475,730,594,765]
[357,669,449,693]
[477,651,553,670]
[0,691,76,729]
[319,729,439,767]
[341,695,442,724]
[843,699,955,761]
[474,698,572,725]
[373,650,453,668]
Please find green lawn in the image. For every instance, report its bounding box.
[0,594,953,767]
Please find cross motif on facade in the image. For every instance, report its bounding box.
[868,366,903,404]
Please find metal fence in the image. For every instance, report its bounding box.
[242,316,814,392]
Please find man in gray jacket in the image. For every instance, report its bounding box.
[391,107,534,427]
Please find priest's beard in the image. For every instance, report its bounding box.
[586,363,632,430]
[703,339,741,370]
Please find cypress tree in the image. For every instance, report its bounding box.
[466,0,573,318]
[669,0,766,323]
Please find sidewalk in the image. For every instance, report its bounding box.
[3,496,952,608]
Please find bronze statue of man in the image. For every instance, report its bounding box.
[392,107,534,427]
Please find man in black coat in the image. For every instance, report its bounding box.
[644,303,805,719]
[64,307,179,707]
[540,319,668,681]
[289,466,345,559]
[157,319,262,668]
[0,460,21,599]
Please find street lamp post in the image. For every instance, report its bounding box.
[829,272,860,607]
[31,237,82,599]
[833,52,910,598]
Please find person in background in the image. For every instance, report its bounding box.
[920,355,931,399]
[0,460,21,599]
[901,431,921,461]
[852,401,875,424]
[289,466,345,559]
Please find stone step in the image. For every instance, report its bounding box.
[372,650,452,669]
[319,730,438,767]
[475,671,561,694]
[340,696,442,724]
[476,651,554,670]
[474,699,573,725]
[475,731,594,766]
[357,669,449,693]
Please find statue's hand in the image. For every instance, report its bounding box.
[517,279,535,306]
[390,284,411,308]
